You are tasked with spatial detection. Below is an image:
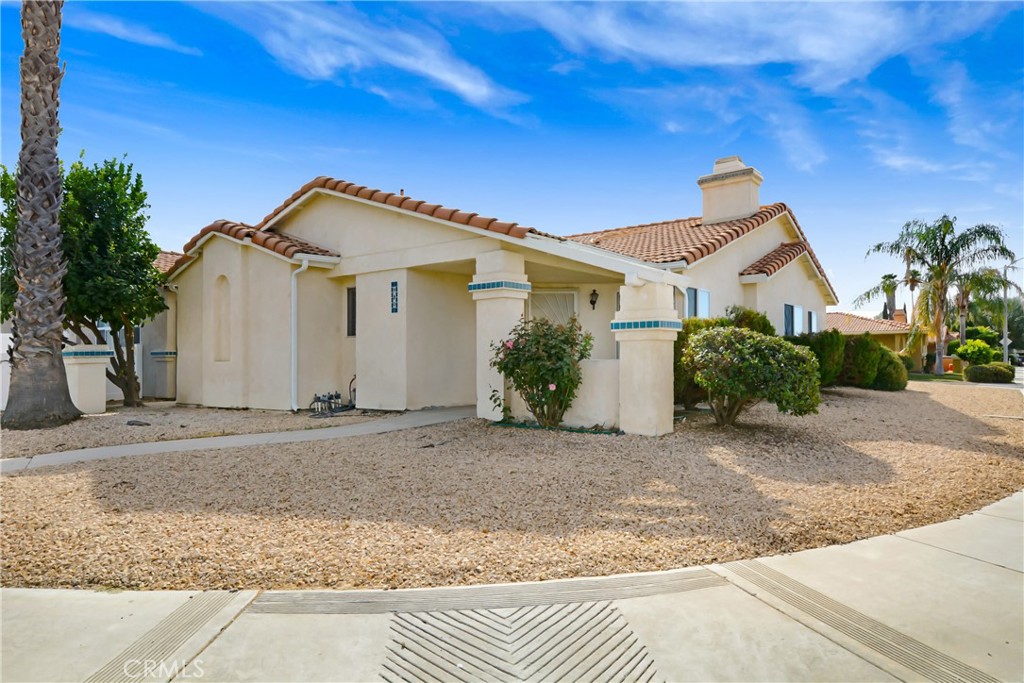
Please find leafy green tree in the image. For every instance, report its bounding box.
[952,267,1017,344]
[970,295,1024,351]
[490,316,593,428]
[3,0,81,429]
[684,327,820,427]
[965,325,999,347]
[866,215,1016,375]
[2,156,166,407]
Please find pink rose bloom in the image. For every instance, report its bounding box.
[506,340,514,348]
[548,383,557,391]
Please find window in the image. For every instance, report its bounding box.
[784,304,804,336]
[530,290,576,325]
[346,287,357,336]
[808,310,818,333]
[686,287,711,319]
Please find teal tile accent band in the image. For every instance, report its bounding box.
[467,280,532,292]
[610,320,683,331]
[62,349,114,357]
[150,350,178,357]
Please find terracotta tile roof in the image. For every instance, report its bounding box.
[257,176,553,240]
[153,250,184,274]
[568,203,837,302]
[167,220,339,277]
[567,204,789,264]
[740,241,809,277]
[826,311,911,335]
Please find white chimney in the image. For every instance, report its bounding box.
[697,156,763,224]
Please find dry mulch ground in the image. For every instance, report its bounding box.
[1,383,1021,591]
[0,402,380,459]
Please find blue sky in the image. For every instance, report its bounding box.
[1,1,1021,312]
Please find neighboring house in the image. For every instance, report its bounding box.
[826,311,912,352]
[165,156,838,436]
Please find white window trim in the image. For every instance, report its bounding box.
[528,289,579,322]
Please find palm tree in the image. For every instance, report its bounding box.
[867,215,1015,375]
[952,267,1019,344]
[905,268,922,325]
[2,0,80,429]
[852,273,899,319]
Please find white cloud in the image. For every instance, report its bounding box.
[498,2,1009,93]
[200,3,525,114]
[928,61,1018,154]
[65,10,202,56]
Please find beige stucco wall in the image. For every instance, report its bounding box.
[273,193,480,259]
[508,359,620,429]
[174,257,204,406]
[141,290,176,400]
[296,270,346,406]
[355,269,408,410]
[406,269,476,409]
[681,215,829,331]
[529,283,621,360]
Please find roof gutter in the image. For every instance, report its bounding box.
[290,258,311,412]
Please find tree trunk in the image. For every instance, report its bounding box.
[886,292,896,320]
[2,0,80,430]
[959,309,968,346]
[121,320,141,406]
[934,303,946,376]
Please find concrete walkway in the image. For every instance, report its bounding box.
[2,491,1020,683]
[0,405,476,474]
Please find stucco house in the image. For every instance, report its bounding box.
[826,311,912,352]
[164,156,837,436]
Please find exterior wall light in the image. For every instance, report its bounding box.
[590,289,599,310]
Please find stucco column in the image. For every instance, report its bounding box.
[62,345,113,414]
[613,282,680,436]
[471,250,529,420]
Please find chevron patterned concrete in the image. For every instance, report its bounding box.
[380,601,659,683]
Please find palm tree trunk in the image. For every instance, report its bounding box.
[2,0,80,430]
[934,304,946,376]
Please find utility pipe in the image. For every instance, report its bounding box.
[290,258,311,411]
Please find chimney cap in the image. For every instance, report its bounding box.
[697,156,763,186]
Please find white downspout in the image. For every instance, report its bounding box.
[290,258,311,411]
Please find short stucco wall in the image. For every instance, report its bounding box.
[507,358,619,429]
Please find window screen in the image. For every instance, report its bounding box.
[794,306,804,335]
[808,310,818,333]
[784,304,794,336]
[531,291,576,325]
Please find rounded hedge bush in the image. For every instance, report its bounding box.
[684,327,820,426]
[841,333,881,388]
[897,353,915,371]
[964,363,1015,384]
[955,339,997,366]
[873,348,909,391]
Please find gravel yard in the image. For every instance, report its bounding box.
[1,382,1021,591]
[0,402,381,459]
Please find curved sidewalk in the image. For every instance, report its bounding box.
[1,405,476,474]
[2,491,1021,682]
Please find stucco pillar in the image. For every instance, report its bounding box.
[471,250,529,420]
[62,345,113,414]
[613,282,680,436]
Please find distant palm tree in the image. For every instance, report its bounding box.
[853,273,899,319]
[2,0,80,429]
[867,215,1015,375]
[952,267,1019,344]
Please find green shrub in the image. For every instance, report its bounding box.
[841,333,882,388]
[684,327,820,426]
[872,349,908,391]
[490,316,593,427]
[786,330,845,387]
[954,339,997,366]
[946,339,961,355]
[964,363,1015,384]
[725,305,776,336]
[990,361,1014,373]
[897,353,914,371]
[966,326,999,347]
[674,317,730,408]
